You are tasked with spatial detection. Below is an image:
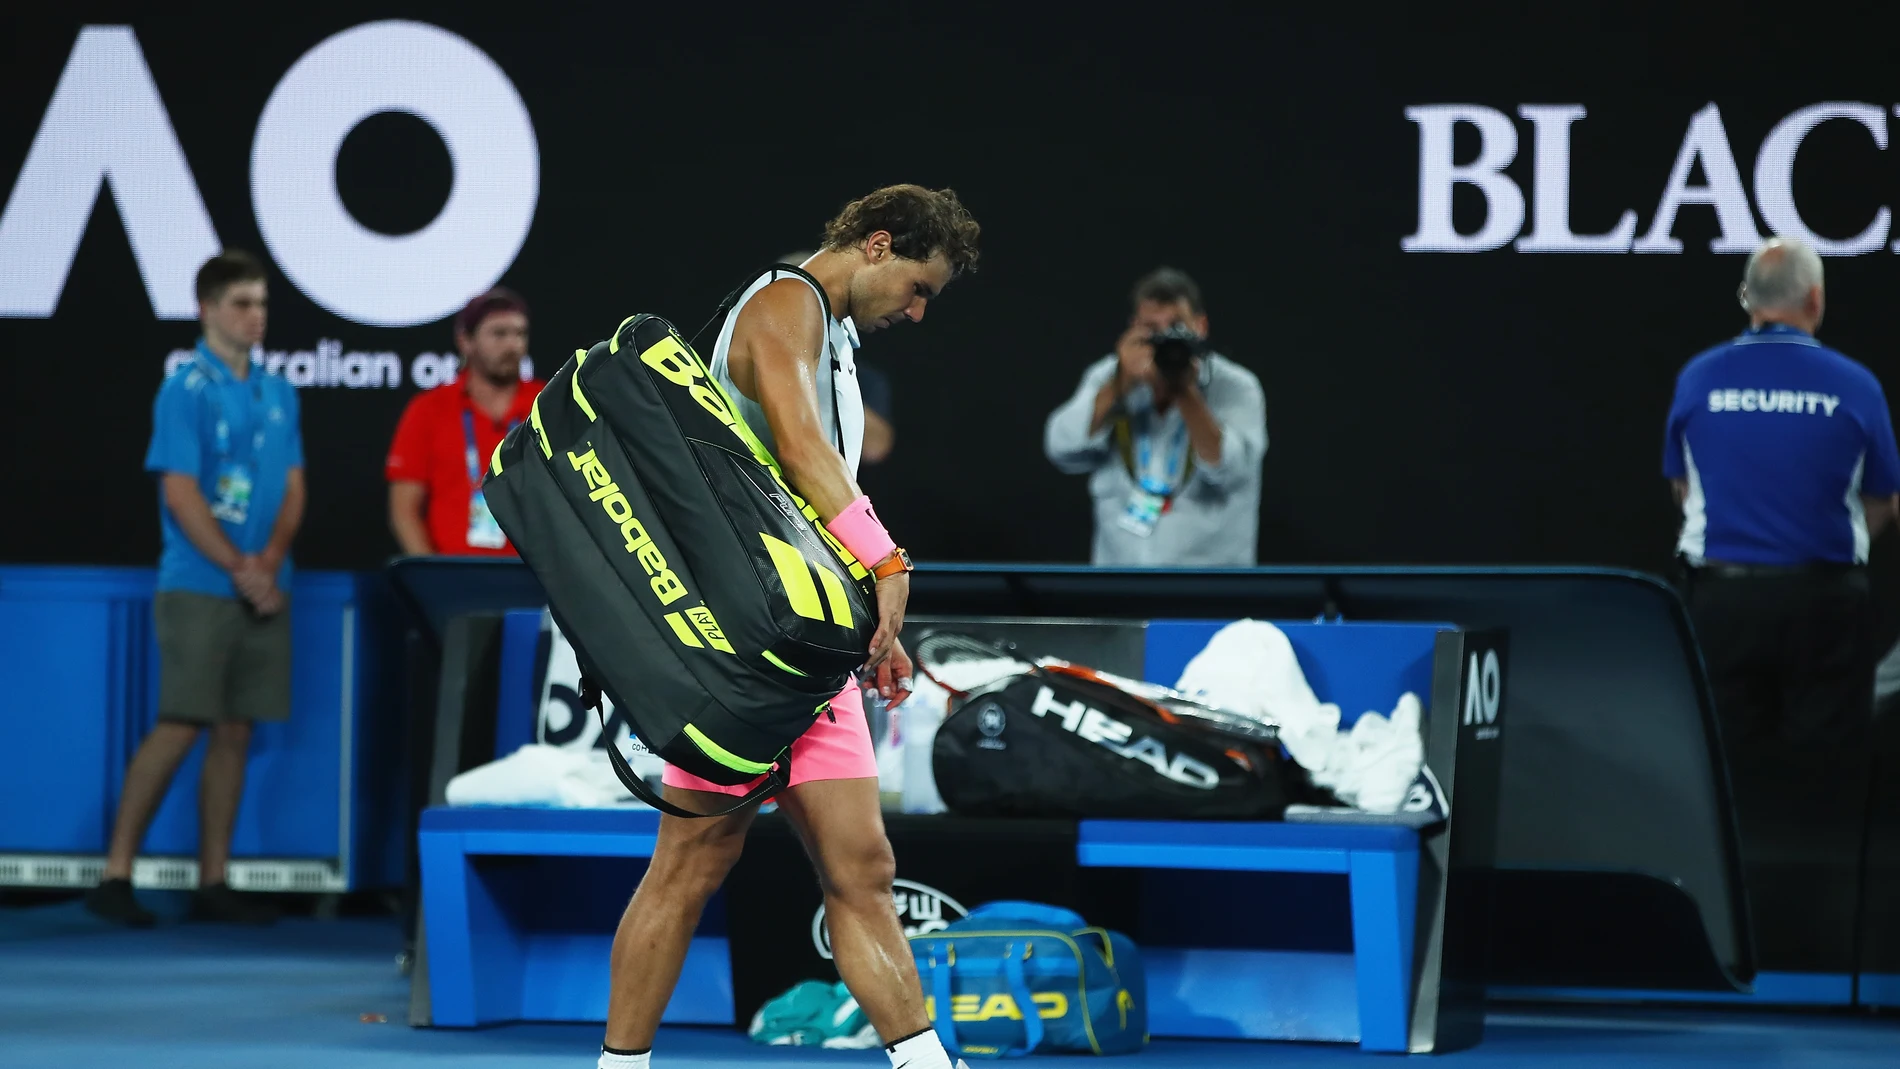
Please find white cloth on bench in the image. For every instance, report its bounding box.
[446,744,654,809]
[1174,619,1426,814]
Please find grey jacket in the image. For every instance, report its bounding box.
[1044,353,1267,566]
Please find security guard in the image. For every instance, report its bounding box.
[1663,236,1900,965]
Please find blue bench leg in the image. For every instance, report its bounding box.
[419,829,480,1026]
[1348,847,1419,1052]
[421,831,529,1026]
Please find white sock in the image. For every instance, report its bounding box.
[599,1048,650,1069]
[887,1028,953,1069]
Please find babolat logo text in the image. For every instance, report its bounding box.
[635,333,867,579]
[567,447,686,605]
[1030,686,1219,789]
[638,335,736,427]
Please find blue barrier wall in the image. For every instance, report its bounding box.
[0,566,402,890]
[12,561,1892,1008]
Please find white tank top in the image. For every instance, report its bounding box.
[708,267,865,476]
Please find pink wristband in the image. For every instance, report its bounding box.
[825,495,896,567]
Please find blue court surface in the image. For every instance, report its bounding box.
[2,900,1896,1069]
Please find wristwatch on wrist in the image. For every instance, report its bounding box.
[872,547,914,580]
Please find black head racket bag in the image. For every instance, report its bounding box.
[933,668,1291,819]
[482,313,878,816]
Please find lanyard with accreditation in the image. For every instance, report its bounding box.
[1116,414,1190,539]
[464,408,519,549]
[195,340,267,527]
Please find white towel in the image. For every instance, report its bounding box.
[1174,619,1428,814]
[445,744,654,809]
[1175,619,1343,774]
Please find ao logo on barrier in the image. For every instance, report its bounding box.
[1462,649,1501,738]
[0,22,539,326]
[813,880,966,960]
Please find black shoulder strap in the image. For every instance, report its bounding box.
[769,263,835,320]
[580,674,783,819]
[690,262,834,348]
[691,264,846,457]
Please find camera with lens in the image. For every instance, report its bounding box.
[1148,323,1208,377]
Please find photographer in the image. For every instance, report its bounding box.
[1044,267,1266,565]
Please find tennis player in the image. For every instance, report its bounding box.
[597,185,980,1069]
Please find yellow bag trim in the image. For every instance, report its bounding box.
[761,650,807,677]
[815,565,853,627]
[761,534,825,622]
[572,371,598,422]
[683,724,773,775]
[907,928,1113,1054]
[1078,926,1116,968]
[609,315,637,355]
[664,611,703,648]
[570,347,598,421]
[529,394,552,459]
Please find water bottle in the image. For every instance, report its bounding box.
[900,695,946,815]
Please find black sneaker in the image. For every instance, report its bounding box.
[84,878,157,928]
[188,882,279,925]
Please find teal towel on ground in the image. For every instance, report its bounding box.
[748,980,879,1049]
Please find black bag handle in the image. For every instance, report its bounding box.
[581,674,784,820]
[690,264,845,456]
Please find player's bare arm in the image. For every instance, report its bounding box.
[727,279,864,522]
[728,277,909,675]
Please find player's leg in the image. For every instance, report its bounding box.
[602,786,759,1057]
[774,685,953,1069]
[775,778,933,1033]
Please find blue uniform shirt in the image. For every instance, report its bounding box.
[1664,323,1900,566]
[145,340,304,596]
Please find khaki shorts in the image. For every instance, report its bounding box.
[155,591,293,724]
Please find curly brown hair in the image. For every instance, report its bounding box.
[821,184,981,277]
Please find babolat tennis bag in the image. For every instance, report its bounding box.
[482,313,878,817]
[933,668,1290,819]
[909,901,1146,1058]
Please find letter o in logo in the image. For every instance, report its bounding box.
[1479,649,1501,723]
[252,21,539,327]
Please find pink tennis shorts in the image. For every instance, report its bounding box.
[660,681,876,796]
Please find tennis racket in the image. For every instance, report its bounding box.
[909,629,1034,701]
[1035,661,1281,743]
[911,629,1280,744]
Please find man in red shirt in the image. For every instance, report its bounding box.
[386,288,545,556]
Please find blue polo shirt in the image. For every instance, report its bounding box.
[145,340,304,596]
[1663,323,1900,566]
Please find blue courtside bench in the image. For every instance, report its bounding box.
[417,617,1448,1049]
[419,808,1418,1048]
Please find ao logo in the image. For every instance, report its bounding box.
[0,22,539,327]
[1462,649,1501,727]
[813,879,966,960]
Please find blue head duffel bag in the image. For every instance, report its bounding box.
[908,901,1146,1058]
